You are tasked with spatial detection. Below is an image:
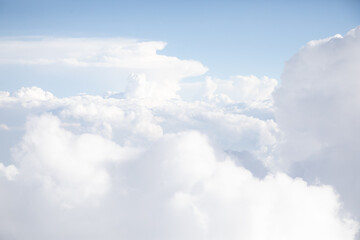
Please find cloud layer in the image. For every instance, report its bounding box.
[1,27,360,239]
[0,80,358,239]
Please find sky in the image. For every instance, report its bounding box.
[0,0,359,89]
[0,1,360,240]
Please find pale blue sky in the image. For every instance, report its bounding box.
[0,0,359,95]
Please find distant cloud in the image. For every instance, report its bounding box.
[180,75,278,108]
[0,38,206,74]
[0,163,18,180]
[0,124,9,131]
[0,37,208,99]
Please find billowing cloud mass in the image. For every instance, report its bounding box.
[275,26,360,221]
[0,27,360,239]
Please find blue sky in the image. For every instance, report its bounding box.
[0,0,359,83]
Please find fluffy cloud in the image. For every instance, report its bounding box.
[0,84,279,157]
[204,75,277,107]
[1,121,358,239]
[108,131,358,240]
[274,26,360,221]
[12,114,139,207]
[0,81,358,239]
[180,75,278,109]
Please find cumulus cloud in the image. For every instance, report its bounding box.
[205,75,277,107]
[110,131,357,240]
[274,26,360,220]
[0,84,279,156]
[180,75,278,109]
[1,122,358,239]
[125,73,181,100]
[0,80,358,239]
[12,114,140,207]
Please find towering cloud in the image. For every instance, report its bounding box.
[275,26,360,220]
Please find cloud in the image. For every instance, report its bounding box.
[125,73,180,100]
[274,26,360,220]
[205,75,278,107]
[0,38,206,74]
[0,81,358,239]
[12,114,140,207]
[0,163,18,180]
[180,75,278,109]
[0,37,208,99]
[114,131,358,240]
[4,87,56,108]
[1,124,358,239]
[0,85,279,158]
[0,124,9,131]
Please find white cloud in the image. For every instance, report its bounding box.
[0,163,18,180]
[12,114,140,207]
[206,75,278,107]
[0,37,208,99]
[274,26,360,220]
[0,82,357,239]
[0,86,357,238]
[0,38,205,73]
[118,131,358,240]
[0,127,358,239]
[180,75,278,109]
[125,73,180,100]
[0,84,279,156]
[0,86,56,108]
